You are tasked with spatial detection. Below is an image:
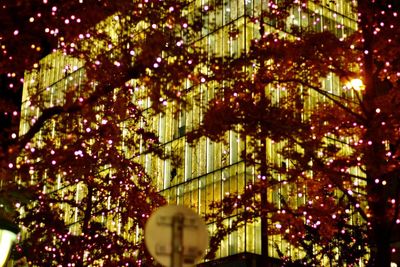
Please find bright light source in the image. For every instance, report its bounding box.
[0,218,19,267]
[346,78,365,90]
[0,230,17,267]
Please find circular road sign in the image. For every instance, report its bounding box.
[144,205,209,267]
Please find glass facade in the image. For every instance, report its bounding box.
[20,0,358,264]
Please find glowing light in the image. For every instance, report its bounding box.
[346,78,365,90]
[0,229,17,267]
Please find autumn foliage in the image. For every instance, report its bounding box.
[0,0,399,266]
[190,1,400,266]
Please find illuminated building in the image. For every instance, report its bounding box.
[19,0,358,265]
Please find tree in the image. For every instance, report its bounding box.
[188,1,400,266]
[16,83,168,265]
[2,0,399,266]
[0,0,137,173]
[0,0,138,217]
[0,0,206,265]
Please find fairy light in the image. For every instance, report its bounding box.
[1,0,397,265]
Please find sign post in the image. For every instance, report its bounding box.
[171,213,184,267]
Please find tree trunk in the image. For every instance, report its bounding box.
[261,188,269,262]
[257,24,269,262]
[365,125,392,267]
[358,1,394,266]
[260,129,269,265]
[76,183,94,267]
[368,226,391,267]
[364,129,392,267]
[260,93,269,267]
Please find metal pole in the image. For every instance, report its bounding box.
[171,213,184,267]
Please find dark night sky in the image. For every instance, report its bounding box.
[0,74,22,151]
